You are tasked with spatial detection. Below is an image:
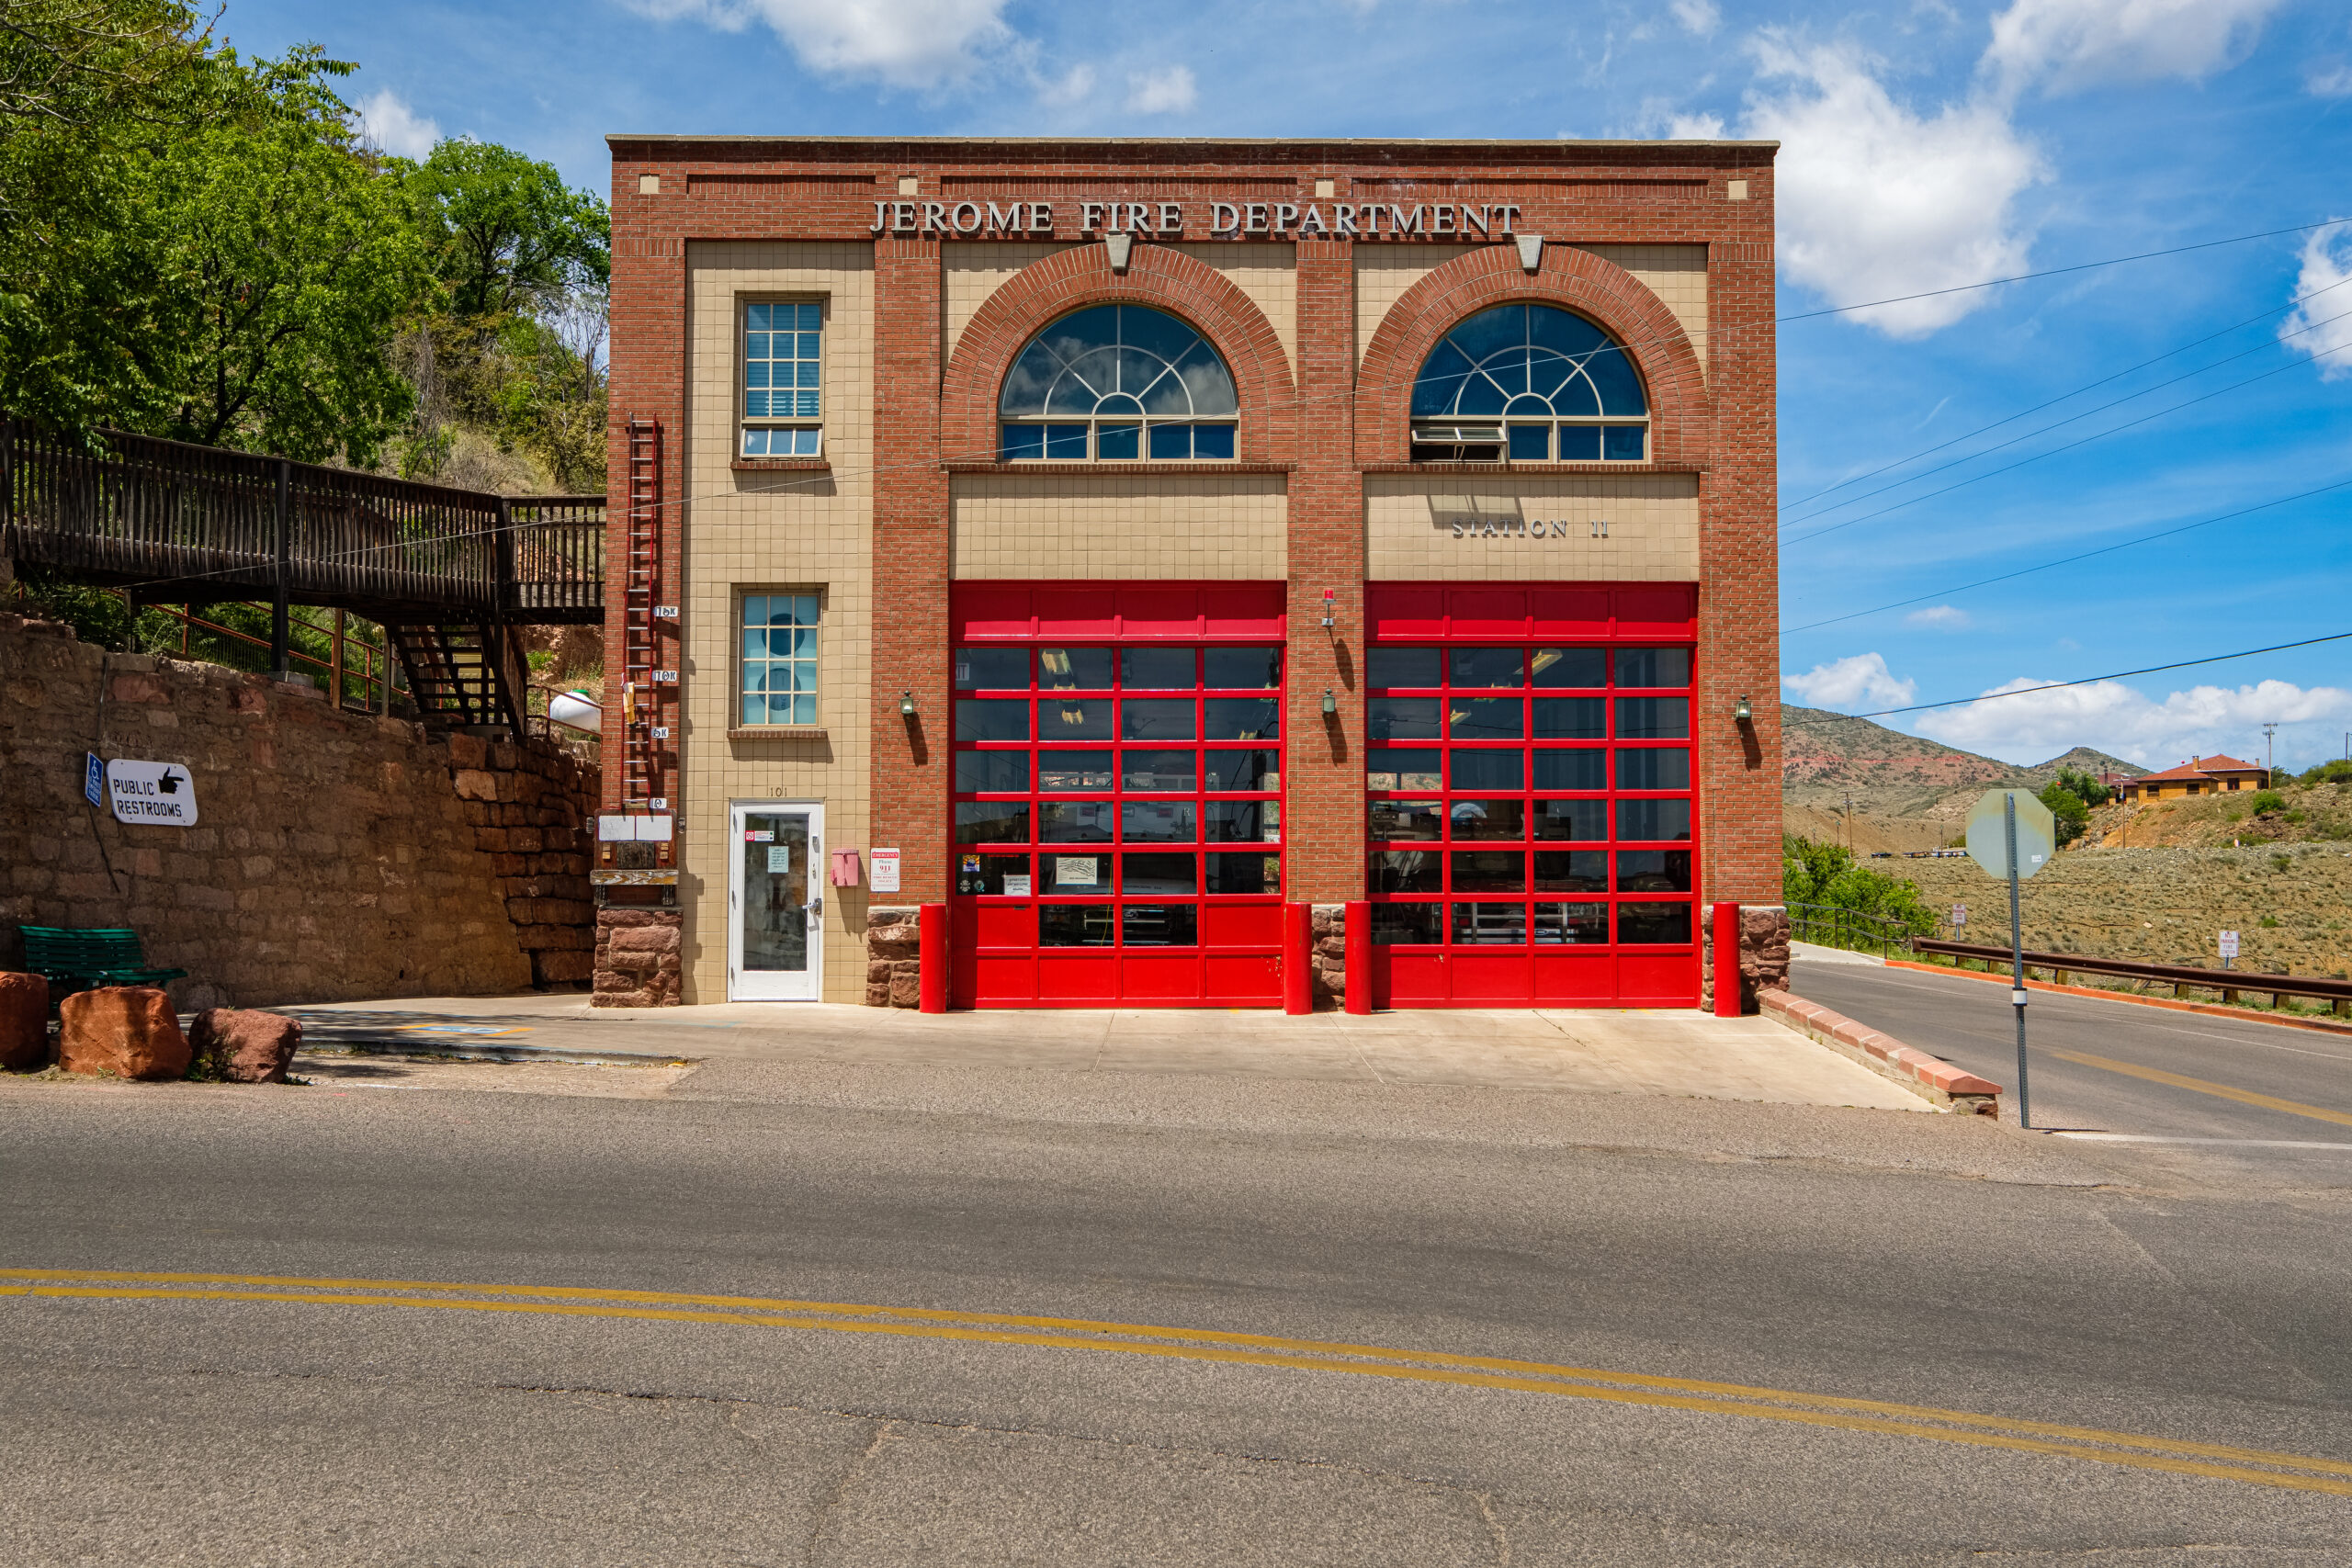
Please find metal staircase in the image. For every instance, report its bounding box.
[387,623,524,734]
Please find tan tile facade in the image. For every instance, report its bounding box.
[683,241,877,1004]
[944,241,1077,365]
[949,472,1287,579]
[944,240,1296,378]
[1363,473,1700,581]
[1576,244,1708,370]
[1355,245,1476,364]
[1355,243,1708,372]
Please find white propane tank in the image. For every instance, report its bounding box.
[548,689,602,732]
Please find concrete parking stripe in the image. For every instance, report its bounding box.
[2045,1049,2352,1129]
[6,1269,2351,1495]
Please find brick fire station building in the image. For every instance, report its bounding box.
[595,136,1784,1011]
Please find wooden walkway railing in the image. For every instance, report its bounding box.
[0,419,602,626]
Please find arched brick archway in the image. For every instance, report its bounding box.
[940,243,1298,466]
[1355,244,1711,468]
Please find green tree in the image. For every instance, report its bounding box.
[403,138,608,321]
[1782,835,1939,949]
[2039,779,2090,846]
[0,30,432,463]
[2053,765,2109,807]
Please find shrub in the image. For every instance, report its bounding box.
[2249,789,2286,815]
[2039,781,2090,846]
[1783,835,1939,949]
[2300,759,2352,787]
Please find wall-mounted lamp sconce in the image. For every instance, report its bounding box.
[899,691,917,718]
[1321,688,1338,716]
[1734,695,1753,722]
[1320,588,1336,628]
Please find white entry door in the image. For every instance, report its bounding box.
[729,801,824,1000]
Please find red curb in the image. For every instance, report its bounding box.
[1882,959,2352,1039]
[1758,988,2001,1114]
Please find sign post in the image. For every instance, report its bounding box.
[1965,789,2055,1130]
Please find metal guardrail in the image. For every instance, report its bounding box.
[1911,938,2352,1011]
[1787,901,1924,960]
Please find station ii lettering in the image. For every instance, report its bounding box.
[870,200,1523,240]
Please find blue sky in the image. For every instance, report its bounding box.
[223,0,2352,771]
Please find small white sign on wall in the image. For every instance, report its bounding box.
[2219,930,2240,960]
[106,760,198,826]
[869,848,901,893]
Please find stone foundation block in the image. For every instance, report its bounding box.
[188,1008,302,1083]
[59,987,190,1080]
[0,971,51,1070]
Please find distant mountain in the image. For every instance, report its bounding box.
[1781,710,2148,829]
[1781,705,2030,818]
[2024,747,2146,783]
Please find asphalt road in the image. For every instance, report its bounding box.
[4,1053,2350,1565]
[1791,955,2352,1150]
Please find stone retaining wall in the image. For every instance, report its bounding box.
[0,613,597,1007]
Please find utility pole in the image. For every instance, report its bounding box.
[2262,722,2278,786]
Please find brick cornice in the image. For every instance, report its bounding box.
[1353,244,1711,468]
[938,243,1299,468]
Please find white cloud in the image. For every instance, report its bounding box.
[1905,605,1972,629]
[1984,0,2284,95]
[2311,65,2352,98]
[620,0,1015,88]
[353,89,439,160]
[1670,0,1721,39]
[2283,227,2352,381]
[1033,62,1095,107]
[1917,677,2352,767]
[1741,40,2048,338]
[1127,65,1196,115]
[1783,652,1918,710]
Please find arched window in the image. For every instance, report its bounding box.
[999,305,1239,461]
[1410,305,1648,463]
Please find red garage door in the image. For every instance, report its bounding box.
[949,583,1286,1008]
[1364,583,1700,1009]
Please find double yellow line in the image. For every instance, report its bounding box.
[7,1267,2349,1497]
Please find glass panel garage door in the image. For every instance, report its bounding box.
[1365,640,1698,1007]
[950,642,1285,1007]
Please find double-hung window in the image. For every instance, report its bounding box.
[741,301,823,458]
[740,592,820,726]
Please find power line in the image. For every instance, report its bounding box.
[1776,217,2352,326]
[1781,336,2350,547]
[1784,631,2352,723]
[1781,476,2352,636]
[1779,298,2352,533]
[1778,272,2352,516]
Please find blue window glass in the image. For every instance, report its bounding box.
[1603,425,1645,461]
[999,424,1043,461]
[1508,424,1551,460]
[743,301,821,448]
[1555,425,1601,460]
[1412,307,1646,442]
[739,593,819,725]
[1192,423,1235,459]
[1001,306,1238,461]
[1044,424,1088,459]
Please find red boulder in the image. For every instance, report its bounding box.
[188,1008,302,1084]
[58,987,190,1081]
[0,971,49,1070]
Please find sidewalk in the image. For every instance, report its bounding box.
[279,994,1938,1112]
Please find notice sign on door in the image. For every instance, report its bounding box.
[106,760,198,826]
[869,848,901,893]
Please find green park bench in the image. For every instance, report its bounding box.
[16,926,187,999]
